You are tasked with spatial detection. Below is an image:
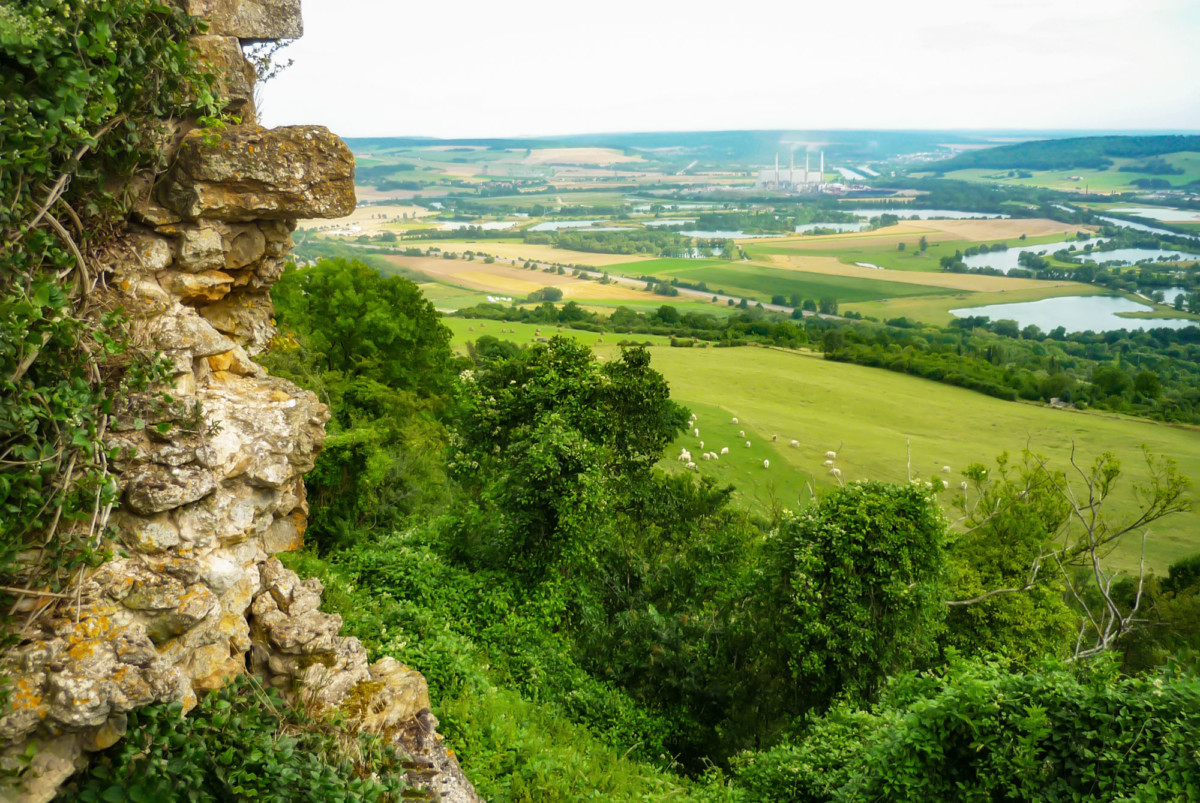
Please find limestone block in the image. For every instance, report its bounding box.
[158,269,236,304]
[262,511,305,554]
[183,0,303,40]
[348,657,432,733]
[158,125,356,222]
[226,223,267,268]
[198,290,274,354]
[145,303,238,359]
[123,463,217,515]
[116,512,182,554]
[127,232,174,271]
[189,35,256,107]
[174,225,226,271]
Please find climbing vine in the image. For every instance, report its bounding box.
[0,0,217,618]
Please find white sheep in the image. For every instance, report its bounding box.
[941,479,949,489]
[710,452,719,460]
[823,459,834,467]
[699,441,704,449]
[941,465,951,474]
[825,450,837,460]
[720,447,729,455]
[772,435,778,442]
[790,439,799,447]
[702,453,711,461]
[763,459,770,469]
[738,430,745,438]
[830,467,842,478]
[960,481,968,491]
[679,449,691,462]
[686,461,697,469]
[745,441,751,448]
[731,417,739,424]
[694,428,700,437]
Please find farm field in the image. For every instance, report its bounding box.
[443,317,672,351]
[422,240,652,267]
[385,255,650,301]
[607,258,954,304]
[624,344,1200,575]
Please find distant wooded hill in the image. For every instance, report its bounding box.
[936,135,1200,171]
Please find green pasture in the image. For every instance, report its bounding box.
[443,317,673,351]
[615,344,1200,575]
[610,258,954,304]
[743,232,1085,273]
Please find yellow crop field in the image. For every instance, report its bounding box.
[521,147,644,165]
[915,218,1091,240]
[755,254,1080,293]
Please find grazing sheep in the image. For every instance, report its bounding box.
[699,441,704,449]
[694,428,700,437]
[790,439,799,447]
[710,452,719,460]
[772,435,778,442]
[679,449,691,462]
[731,417,739,424]
[941,465,951,474]
[745,441,751,448]
[823,459,834,467]
[825,450,837,460]
[686,461,697,469]
[702,453,711,461]
[763,459,770,469]
[960,481,968,491]
[941,479,949,489]
[830,467,842,478]
[738,430,745,438]
[720,447,729,455]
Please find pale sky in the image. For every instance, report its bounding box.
[260,0,1200,138]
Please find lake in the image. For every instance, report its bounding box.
[1110,207,1200,224]
[529,220,599,231]
[1072,247,1200,267]
[1096,215,1200,243]
[679,230,784,239]
[950,295,1198,333]
[796,222,870,233]
[437,220,516,231]
[643,218,697,226]
[845,208,1010,219]
[961,239,1108,273]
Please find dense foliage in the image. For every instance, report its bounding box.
[247,258,1200,799]
[1,0,213,605]
[55,676,414,802]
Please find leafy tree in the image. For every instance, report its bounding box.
[763,482,947,708]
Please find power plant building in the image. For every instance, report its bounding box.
[757,151,825,191]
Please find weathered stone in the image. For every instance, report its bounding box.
[262,511,305,554]
[145,303,238,359]
[117,513,182,554]
[158,125,356,222]
[347,658,431,733]
[127,232,174,271]
[198,291,274,354]
[181,0,303,40]
[189,35,256,107]
[80,714,128,752]
[123,464,217,515]
[0,734,87,803]
[174,225,226,271]
[158,269,235,303]
[205,346,261,376]
[226,224,267,268]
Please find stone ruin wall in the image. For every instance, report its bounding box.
[0,2,478,800]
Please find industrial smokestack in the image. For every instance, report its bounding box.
[775,153,779,184]
[805,152,810,184]
[820,151,824,182]
[789,150,794,184]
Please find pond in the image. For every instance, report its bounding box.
[961,239,1108,273]
[845,208,1010,220]
[796,222,870,233]
[950,295,1198,333]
